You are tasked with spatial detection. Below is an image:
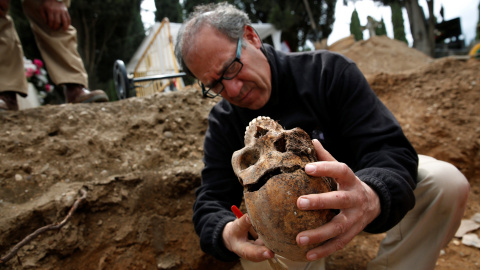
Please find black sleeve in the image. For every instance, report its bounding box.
[192,105,244,261]
[323,58,418,233]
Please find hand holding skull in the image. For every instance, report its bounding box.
[222,213,275,262]
[295,139,381,261]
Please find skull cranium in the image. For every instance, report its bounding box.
[231,116,337,261]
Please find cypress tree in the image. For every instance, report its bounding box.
[391,2,408,44]
[155,0,183,23]
[350,9,363,41]
[375,17,387,36]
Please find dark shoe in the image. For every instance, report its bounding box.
[0,91,19,111]
[64,84,109,104]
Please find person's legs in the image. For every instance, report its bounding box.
[22,0,108,103]
[0,15,28,110]
[367,155,469,270]
[22,0,88,87]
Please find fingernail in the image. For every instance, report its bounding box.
[307,253,318,261]
[305,164,315,174]
[245,215,251,224]
[299,236,309,245]
[299,198,310,208]
[263,251,271,258]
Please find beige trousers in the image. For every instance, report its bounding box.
[0,0,87,96]
[241,155,470,270]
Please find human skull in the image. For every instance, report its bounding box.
[231,116,337,261]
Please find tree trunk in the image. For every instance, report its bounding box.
[404,0,433,56]
[426,0,435,56]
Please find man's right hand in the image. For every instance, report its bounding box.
[222,214,274,262]
[0,0,10,18]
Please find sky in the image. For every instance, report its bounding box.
[141,0,479,47]
[328,0,479,46]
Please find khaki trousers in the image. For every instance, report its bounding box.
[0,0,87,96]
[241,155,470,270]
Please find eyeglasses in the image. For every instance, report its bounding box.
[200,37,244,98]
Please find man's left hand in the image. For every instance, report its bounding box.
[296,139,381,261]
[41,0,70,31]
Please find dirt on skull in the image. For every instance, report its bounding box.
[0,36,479,269]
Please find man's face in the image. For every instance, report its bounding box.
[184,25,272,110]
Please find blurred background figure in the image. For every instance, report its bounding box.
[0,0,108,111]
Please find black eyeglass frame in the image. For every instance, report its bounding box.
[200,36,243,98]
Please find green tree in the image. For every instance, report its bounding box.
[350,9,363,41]
[69,0,145,97]
[391,1,408,44]
[375,17,387,36]
[154,0,183,22]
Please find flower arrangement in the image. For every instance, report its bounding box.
[24,57,55,104]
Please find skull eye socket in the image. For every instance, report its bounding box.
[239,148,260,170]
[274,134,286,152]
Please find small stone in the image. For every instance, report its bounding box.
[455,219,480,237]
[60,191,77,207]
[40,164,50,173]
[15,174,23,181]
[462,233,480,248]
[471,213,480,224]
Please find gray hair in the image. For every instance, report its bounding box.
[175,2,251,77]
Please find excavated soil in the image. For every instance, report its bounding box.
[1,36,479,269]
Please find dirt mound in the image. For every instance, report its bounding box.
[1,43,479,269]
[0,89,236,269]
[330,35,433,76]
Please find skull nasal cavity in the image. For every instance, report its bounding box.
[240,148,260,170]
[254,126,269,138]
[274,135,286,152]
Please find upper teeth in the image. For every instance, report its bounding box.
[245,116,271,135]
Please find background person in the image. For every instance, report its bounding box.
[0,0,108,111]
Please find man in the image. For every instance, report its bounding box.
[175,3,469,269]
[0,0,108,111]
